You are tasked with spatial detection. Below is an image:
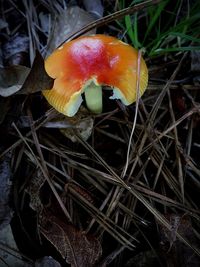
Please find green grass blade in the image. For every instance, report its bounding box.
[125,13,141,48]
[151,46,200,56]
[143,0,169,43]
[169,32,200,43]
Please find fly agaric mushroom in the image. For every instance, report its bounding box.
[43,34,148,117]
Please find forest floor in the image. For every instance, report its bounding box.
[0,0,200,266]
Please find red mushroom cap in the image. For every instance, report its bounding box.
[43,34,148,116]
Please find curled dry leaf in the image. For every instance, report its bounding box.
[60,107,94,142]
[0,51,54,97]
[40,212,102,267]
[15,108,94,142]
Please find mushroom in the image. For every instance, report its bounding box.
[43,34,148,117]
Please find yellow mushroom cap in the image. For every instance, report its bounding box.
[43,34,148,116]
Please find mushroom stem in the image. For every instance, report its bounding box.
[84,81,102,114]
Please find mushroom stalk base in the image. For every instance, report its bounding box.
[84,82,102,114]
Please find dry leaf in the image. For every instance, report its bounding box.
[47,6,96,54]
[0,51,54,97]
[60,107,94,142]
[0,65,30,97]
[19,51,54,95]
[40,212,102,267]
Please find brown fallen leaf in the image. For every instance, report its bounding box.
[18,51,54,95]
[39,212,102,267]
[0,65,30,97]
[0,51,54,97]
